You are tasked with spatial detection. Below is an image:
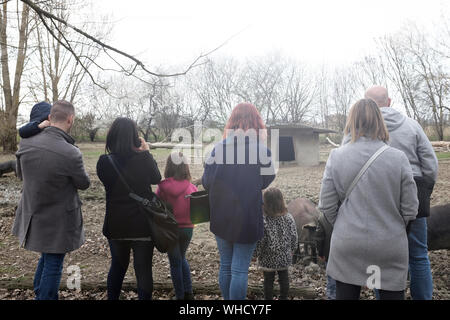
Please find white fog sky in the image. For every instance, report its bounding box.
[90,0,449,69]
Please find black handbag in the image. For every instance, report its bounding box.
[107,155,179,253]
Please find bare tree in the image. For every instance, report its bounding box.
[238,54,285,124]
[188,57,241,125]
[377,22,449,138]
[329,67,359,133]
[316,66,331,129]
[0,1,31,152]
[279,62,316,124]
[406,24,449,140]
[27,0,108,104]
[377,34,424,121]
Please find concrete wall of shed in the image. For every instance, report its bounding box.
[268,128,320,166]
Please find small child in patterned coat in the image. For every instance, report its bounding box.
[255,188,298,300]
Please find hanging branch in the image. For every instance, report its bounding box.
[20,0,239,80]
[33,5,106,89]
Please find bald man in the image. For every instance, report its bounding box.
[364,86,438,300]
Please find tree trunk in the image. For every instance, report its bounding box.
[89,128,99,142]
[0,2,30,153]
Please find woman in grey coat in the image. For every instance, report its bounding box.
[318,99,419,300]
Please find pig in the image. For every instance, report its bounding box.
[0,160,16,177]
[427,204,450,251]
[287,197,320,263]
[289,197,449,255]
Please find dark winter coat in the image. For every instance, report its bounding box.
[202,135,276,244]
[96,151,162,239]
[12,126,90,253]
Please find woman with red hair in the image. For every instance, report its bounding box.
[202,103,276,300]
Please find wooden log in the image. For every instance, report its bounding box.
[149,143,203,150]
[431,141,450,152]
[326,137,339,147]
[0,279,317,299]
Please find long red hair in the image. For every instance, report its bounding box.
[223,103,266,139]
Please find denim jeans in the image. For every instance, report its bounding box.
[107,240,154,300]
[263,270,289,300]
[168,228,193,300]
[408,217,433,300]
[215,236,257,300]
[33,253,66,300]
[326,275,336,300]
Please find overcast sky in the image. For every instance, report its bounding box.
[90,0,449,69]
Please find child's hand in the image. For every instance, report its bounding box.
[192,177,202,186]
[38,120,50,129]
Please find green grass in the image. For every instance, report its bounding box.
[79,144,173,161]
[436,152,450,161]
[148,148,172,159]
[82,150,104,159]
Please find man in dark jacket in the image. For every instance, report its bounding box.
[12,100,90,300]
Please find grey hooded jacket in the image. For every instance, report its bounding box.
[343,107,438,181]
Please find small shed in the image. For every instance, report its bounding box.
[267,124,336,167]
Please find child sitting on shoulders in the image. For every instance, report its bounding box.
[255,188,298,300]
[19,102,52,138]
[156,152,197,300]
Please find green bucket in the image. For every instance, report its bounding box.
[187,190,210,225]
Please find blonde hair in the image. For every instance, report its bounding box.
[344,99,389,143]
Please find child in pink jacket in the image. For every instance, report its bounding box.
[156,152,197,300]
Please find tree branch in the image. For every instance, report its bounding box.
[20,0,239,80]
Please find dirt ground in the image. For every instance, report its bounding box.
[0,143,449,300]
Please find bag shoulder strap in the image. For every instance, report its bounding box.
[345,144,389,200]
[107,154,134,193]
[107,155,156,207]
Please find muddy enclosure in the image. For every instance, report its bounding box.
[0,143,449,300]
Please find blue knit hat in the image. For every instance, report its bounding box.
[29,102,52,123]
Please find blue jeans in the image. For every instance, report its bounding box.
[33,253,66,300]
[375,217,433,300]
[215,235,257,300]
[168,228,193,299]
[326,275,336,300]
[107,240,155,300]
[408,217,433,300]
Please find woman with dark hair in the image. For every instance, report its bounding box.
[202,103,276,300]
[318,99,418,300]
[96,117,161,300]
